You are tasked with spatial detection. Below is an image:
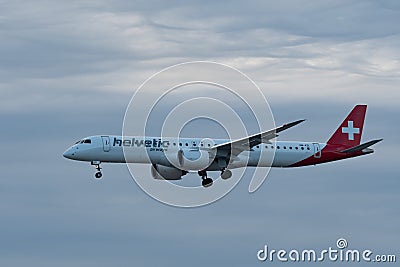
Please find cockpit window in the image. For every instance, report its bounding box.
[75,139,91,144]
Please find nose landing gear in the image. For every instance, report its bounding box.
[91,161,102,179]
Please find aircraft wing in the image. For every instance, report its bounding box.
[211,119,305,157]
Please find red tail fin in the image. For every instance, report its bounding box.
[327,105,367,146]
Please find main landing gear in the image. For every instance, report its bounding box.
[198,170,213,188]
[198,169,232,188]
[91,161,102,179]
[221,169,232,180]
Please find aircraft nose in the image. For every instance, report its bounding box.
[63,147,76,159]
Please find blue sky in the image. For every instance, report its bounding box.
[1,1,399,266]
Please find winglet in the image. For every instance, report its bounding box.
[276,119,306,133]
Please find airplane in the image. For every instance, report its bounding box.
[63,104,382,187]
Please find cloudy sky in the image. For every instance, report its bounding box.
[1,0,399,266]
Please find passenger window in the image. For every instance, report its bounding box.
[283,146,286,149]
[185,143,188,146]
[277,146,280,149]
[179,143,182,146]
[301,147,304,150]
[289,146,292,149]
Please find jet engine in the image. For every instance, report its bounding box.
[151,164,187,180]
[165,149,212,171]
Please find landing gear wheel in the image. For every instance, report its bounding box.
[91,161,103,179]
[221,169,232,180]
[198,170,213,188]
[202,177,213,188]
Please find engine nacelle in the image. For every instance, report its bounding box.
[165,148,213,171]
[151,164,187,180]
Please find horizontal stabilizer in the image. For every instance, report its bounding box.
[341,139,383,153]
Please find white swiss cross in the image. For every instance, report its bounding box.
[342,121,360,141]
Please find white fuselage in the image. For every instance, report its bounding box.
[63,135,326,170]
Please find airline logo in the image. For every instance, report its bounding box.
[113,137,170,148]
[342,121,360,141]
